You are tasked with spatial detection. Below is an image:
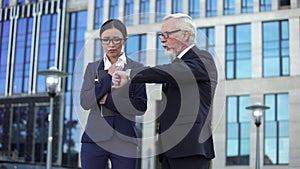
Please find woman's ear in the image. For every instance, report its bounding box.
[122,37,128,45]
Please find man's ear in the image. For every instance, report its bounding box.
[183,31,190,42]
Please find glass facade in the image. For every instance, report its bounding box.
[156,0,166,22]
[139,0,150,24]
[197,27,215,55]
[109,0,119,19]
[63,10,87,167]
[260,0,272,11]
[224,0,235,15]
[94,0,104,29]
[0,21,10,94]
[189,0,200,18]
[125,34,147,65]
[226,96,251,165]
[206,0,217,17]
[241,0,253,13]
[13,17,33,94]
[124,0,134,26]
[36,14,58,93]
[172,0,183,13]
[263,20,289,77]
[264,93,289,165]
[226,24,251,79]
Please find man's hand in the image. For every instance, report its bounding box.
[112,71,128,88]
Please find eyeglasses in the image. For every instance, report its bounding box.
[158,30,182,39]
[100,38,124,45]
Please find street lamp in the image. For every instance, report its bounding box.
[38,67,68,169]
[246,102,269,169]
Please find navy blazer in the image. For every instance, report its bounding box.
[129,46,217,159]
[80,57,147,144]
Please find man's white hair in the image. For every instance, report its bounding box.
[163,13,197,44]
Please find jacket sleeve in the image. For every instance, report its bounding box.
[103,80,147,116]
[80,63,111,110]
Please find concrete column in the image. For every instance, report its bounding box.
[289,17,300,76]
[236,0,242,14]
[253,0,260,12]
[251,21,262,78]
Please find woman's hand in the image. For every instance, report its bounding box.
[108,64,123,76]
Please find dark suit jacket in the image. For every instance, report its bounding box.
[80,57,147,145]
[129,46,217,159]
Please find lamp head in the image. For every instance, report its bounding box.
[38,66,68,97]
[246,102,270,127]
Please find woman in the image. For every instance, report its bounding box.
[80,19,147,169]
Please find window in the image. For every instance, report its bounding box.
[0,107,4,150]
[226,24,251,79]
[172,0,183,13]
[224,0,235,15]
[156,0,166,22]
[17,0,25,5]
[140,0,150,24]
[36,14,57,93]
[63,10,87,167]
[197,27,215,55]
[0,21,10,95]
[124,0,134,26]
[125,34,147,64]
[262,20,289,77]
[189,0,200,18]
[109,0,119,19]
[264,93,289,165]
[260,0,272,11]
[241,0,253,13]
[206,0,217,17]
[13,18,33,94]
[94,0,104,29]
[156,35,171,64]
[94,39,104,61]
[226,96,251,165]
[11,106,28,161]
[279,0,290,9]
[2,0,9,7]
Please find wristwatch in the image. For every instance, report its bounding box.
[125,69,131,81]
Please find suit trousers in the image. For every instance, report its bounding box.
[81,135,138,169]
[161,154,211,169]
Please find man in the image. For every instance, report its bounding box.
[112,13,218,169]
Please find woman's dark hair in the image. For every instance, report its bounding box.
[99,19,127,38]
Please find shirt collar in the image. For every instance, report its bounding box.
[103,53,127,70]
[177,44,195,59]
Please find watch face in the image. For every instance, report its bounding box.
[116,60,125,69]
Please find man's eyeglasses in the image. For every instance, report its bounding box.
[100,38,124,45]
[158,30,182,39]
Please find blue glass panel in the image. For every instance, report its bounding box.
[227,139,238,156]
[227,96,237,122]
[140,0,150,24]
[239,96,251,122]
[241,0,253,13]
[226,61,234,79]
[279,121,289,137]
[189,0,200,18]
[224,0,235,15]
[236,60,251,78]
[240,122,250,138]
[264,57,279,77]
[265,121,277,137]
[260,0,272,11]
[124,0,134,26]
[264,138,277,164]
[109,0,119,19]
[206,0,217,17]
[278,138,289,164]
[94,0,104,29]
[172,0,183,13]
[227,123,238,138]
[0,21,10,94]
[156,0,166,22]
[277,94,289,120]
[240,139,250,155]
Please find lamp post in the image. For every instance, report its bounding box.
[38,67,67,169]
[246,102,269,169]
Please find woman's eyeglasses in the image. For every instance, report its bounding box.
[100,38,124,45]
[158,30,182,39]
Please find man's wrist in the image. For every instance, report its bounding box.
[125,69,131,81]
